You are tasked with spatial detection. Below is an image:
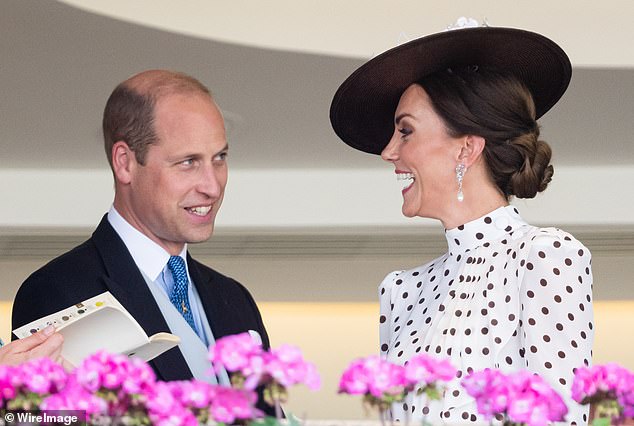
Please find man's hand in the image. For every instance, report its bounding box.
[0,325,64,366]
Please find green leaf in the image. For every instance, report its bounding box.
[249,416,285,426]
[285,412,303,426]
[424,386,441,401]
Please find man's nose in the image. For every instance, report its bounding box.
[197,164,223,198]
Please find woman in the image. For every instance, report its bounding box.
[330,22,593,424]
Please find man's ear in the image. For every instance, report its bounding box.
[457,135,486,168]
[111,141,135,185]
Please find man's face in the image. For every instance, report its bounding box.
[124,92,228,254]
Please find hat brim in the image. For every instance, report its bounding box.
[329,27,572,155]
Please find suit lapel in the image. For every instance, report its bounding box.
[187,254,224,338]
[188,254,257,343]
[187,254,241,342]
[91,215,193,381]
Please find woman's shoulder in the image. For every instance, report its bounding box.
[512,226,592,284]
[378,254,447,292]
[519,226,590,255]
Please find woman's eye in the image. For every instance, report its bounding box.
[398,128,412,137]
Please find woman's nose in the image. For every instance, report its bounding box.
[381,132,400,162]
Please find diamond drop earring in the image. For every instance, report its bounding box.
[456,163,466,202]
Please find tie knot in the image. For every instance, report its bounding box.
[167,255,187,280]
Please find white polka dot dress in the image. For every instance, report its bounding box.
[379,206,594,425]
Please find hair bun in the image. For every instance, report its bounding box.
[508,133,553,198]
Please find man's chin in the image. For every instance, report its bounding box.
[181,224,216,245]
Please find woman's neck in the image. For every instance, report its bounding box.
[439,185,509,230]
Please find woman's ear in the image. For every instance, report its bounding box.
[111,141,135,185]
[457,135,486,168]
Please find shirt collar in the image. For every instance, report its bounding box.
[107,206,188,281]
[445,205,528,255]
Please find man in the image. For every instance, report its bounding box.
[12,70,270,386]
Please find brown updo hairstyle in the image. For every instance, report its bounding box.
[418,66,554,199]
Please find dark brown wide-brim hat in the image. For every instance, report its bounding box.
[329,26,572,155]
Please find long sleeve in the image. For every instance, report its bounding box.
[379,270,403,357]
[519,229,594,425]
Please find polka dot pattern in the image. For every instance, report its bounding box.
[378,206,593,424]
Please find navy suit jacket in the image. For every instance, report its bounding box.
[12,215,270,383]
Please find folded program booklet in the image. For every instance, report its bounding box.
[13,291,180,367]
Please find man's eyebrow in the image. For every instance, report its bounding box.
[216,144,229,155]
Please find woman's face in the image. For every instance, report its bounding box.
[381,84,463,220]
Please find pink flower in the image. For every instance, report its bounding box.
[40,380,107,417]
[10,357,68,395]
[144,381,178,416]
[618,370,634,418]
[338,359,371,395]
[122,357,156,394]
[573,363,634,421]
[461,368,509,418]
[209,332,264,374]
[151,415,197,426]
[404,353,456,387]
[263,345,321,391]
[0,365,17,402]
[71,350,157,418]
[339,356,407,398]
[145,381,199,426]
[302,362,322,390]
[572,363,632,403]
[146,380,261,425]
[506,371,568,426]
[74,350,156,394]
[242,353,266,390]
[462,369,567,426]
[180,382,211,409]
[0,357,68,411]
[210,333,321,395]
[620,385,634,418]
[208,386,262,424]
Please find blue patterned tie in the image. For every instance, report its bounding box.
[167,256,197,333]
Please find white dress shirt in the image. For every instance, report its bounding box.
[107,206,210,346]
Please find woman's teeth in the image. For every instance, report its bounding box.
[187,206,211,216]
[397,173,415,191]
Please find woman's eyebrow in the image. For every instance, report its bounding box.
[395,113,415,125]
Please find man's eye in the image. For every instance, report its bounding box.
[214,152,228,161]
[181,159,194,166]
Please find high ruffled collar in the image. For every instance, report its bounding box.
[445,205,528,255]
